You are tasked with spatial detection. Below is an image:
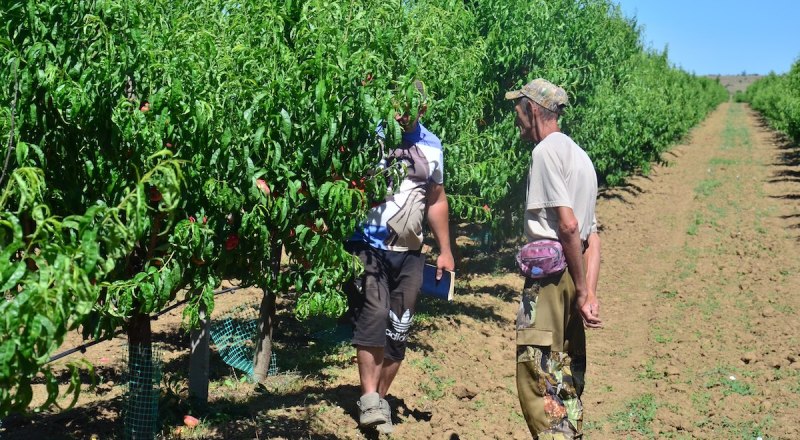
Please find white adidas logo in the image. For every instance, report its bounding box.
[386,309,413,341]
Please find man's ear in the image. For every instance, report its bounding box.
[526,100,536,118]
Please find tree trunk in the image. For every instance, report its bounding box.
[126,312,158,440]
[128,311,152,347]
[188,302,210,409]
[251,240,282,382]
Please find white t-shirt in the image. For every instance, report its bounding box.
[525,132,598,242]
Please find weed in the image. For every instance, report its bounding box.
[702,366,754,396]
[420,374,455,400]
[707,203,727,220]
[793,376,800,395]
[609,347,632,357]
[708,157,738,167]
[699,293,720,319]
[414,311,435,327]
[678,258,697,280]
[510,410,526,424]
[720,415,772,439]
[258,370,305,395]
[637,358,660,381]
[582,420,599,431]
[687,212,703,236]
[694,178,721,198]
[411,357,453,400]
[690,391,711,412]
[610,393,658,435]
[657,289,678,300]
[652,328,673,344]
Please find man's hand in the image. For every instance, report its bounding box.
[576,292,602,328]
[436,251,455,280]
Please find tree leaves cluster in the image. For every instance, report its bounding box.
[1,0,727,416]
[746,59,800,142]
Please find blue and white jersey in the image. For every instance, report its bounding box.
[351,122,444,252]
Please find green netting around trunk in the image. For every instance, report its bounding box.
[123,344,162,440]
[209,303,277,378]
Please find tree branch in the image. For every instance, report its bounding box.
[0,64,19,188]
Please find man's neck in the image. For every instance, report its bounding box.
[536,122,560,142]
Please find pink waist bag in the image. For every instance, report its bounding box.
[515,240,567,279]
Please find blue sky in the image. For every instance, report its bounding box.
[615,0,800,75]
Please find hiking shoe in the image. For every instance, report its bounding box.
[375,398,394,434]
[357,392,387,427]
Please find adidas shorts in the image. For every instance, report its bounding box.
[344,241,424,361]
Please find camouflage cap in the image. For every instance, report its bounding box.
[505,78,569,113]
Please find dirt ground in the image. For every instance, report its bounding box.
[3,101,799,439]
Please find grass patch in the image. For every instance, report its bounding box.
[677,246,699,280]
[637,358,661,381]
[720,415,772,439]
[702,366,754,396]
[657,289,678,300]
[694,178,722,198]
[708,157,738,167]
[414,311,435,327]
[410,357,454,400]
[699,291,720,318]
[652,328,673,344]
[691,391,712,413]
[793,375,800,395]
[610,393,658,436]
[707,203,727,220]
[687,212,703,236]
[722,105,752,150]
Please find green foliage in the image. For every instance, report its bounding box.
[0,0,727,417]
[611,393,658,435]
[745,58,800,142]
[410,357,454,400]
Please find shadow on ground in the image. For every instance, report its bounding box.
[764,126,800,233]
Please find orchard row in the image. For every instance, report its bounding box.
[0,0,726,416]
[746,59,800,143]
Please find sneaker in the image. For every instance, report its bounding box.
[357,392,387,427]
[375,398,394,434]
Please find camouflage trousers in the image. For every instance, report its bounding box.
[516,272,586,439]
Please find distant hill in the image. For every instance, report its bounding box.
[706,74,763,95]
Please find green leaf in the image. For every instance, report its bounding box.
[0,263,26,292]
[15,142,29,165]
[80,229,99,273]
[280,109,292,140]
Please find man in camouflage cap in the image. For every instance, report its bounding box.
[504,78,570,114]
[506,78,602,439]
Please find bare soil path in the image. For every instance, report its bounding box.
[585,102,800,439]
[4,102,799,439]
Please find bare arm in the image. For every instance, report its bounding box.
[583,231,601,323]
[426,183,454,279]
[584,232,600,295]
[555,206,602,328]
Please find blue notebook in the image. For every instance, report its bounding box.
[421,264,455,301]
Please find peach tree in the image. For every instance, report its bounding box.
[0,0,411,412]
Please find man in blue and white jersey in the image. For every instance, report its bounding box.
[345,80,454,434]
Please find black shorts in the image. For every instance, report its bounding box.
[344,241,424,361]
